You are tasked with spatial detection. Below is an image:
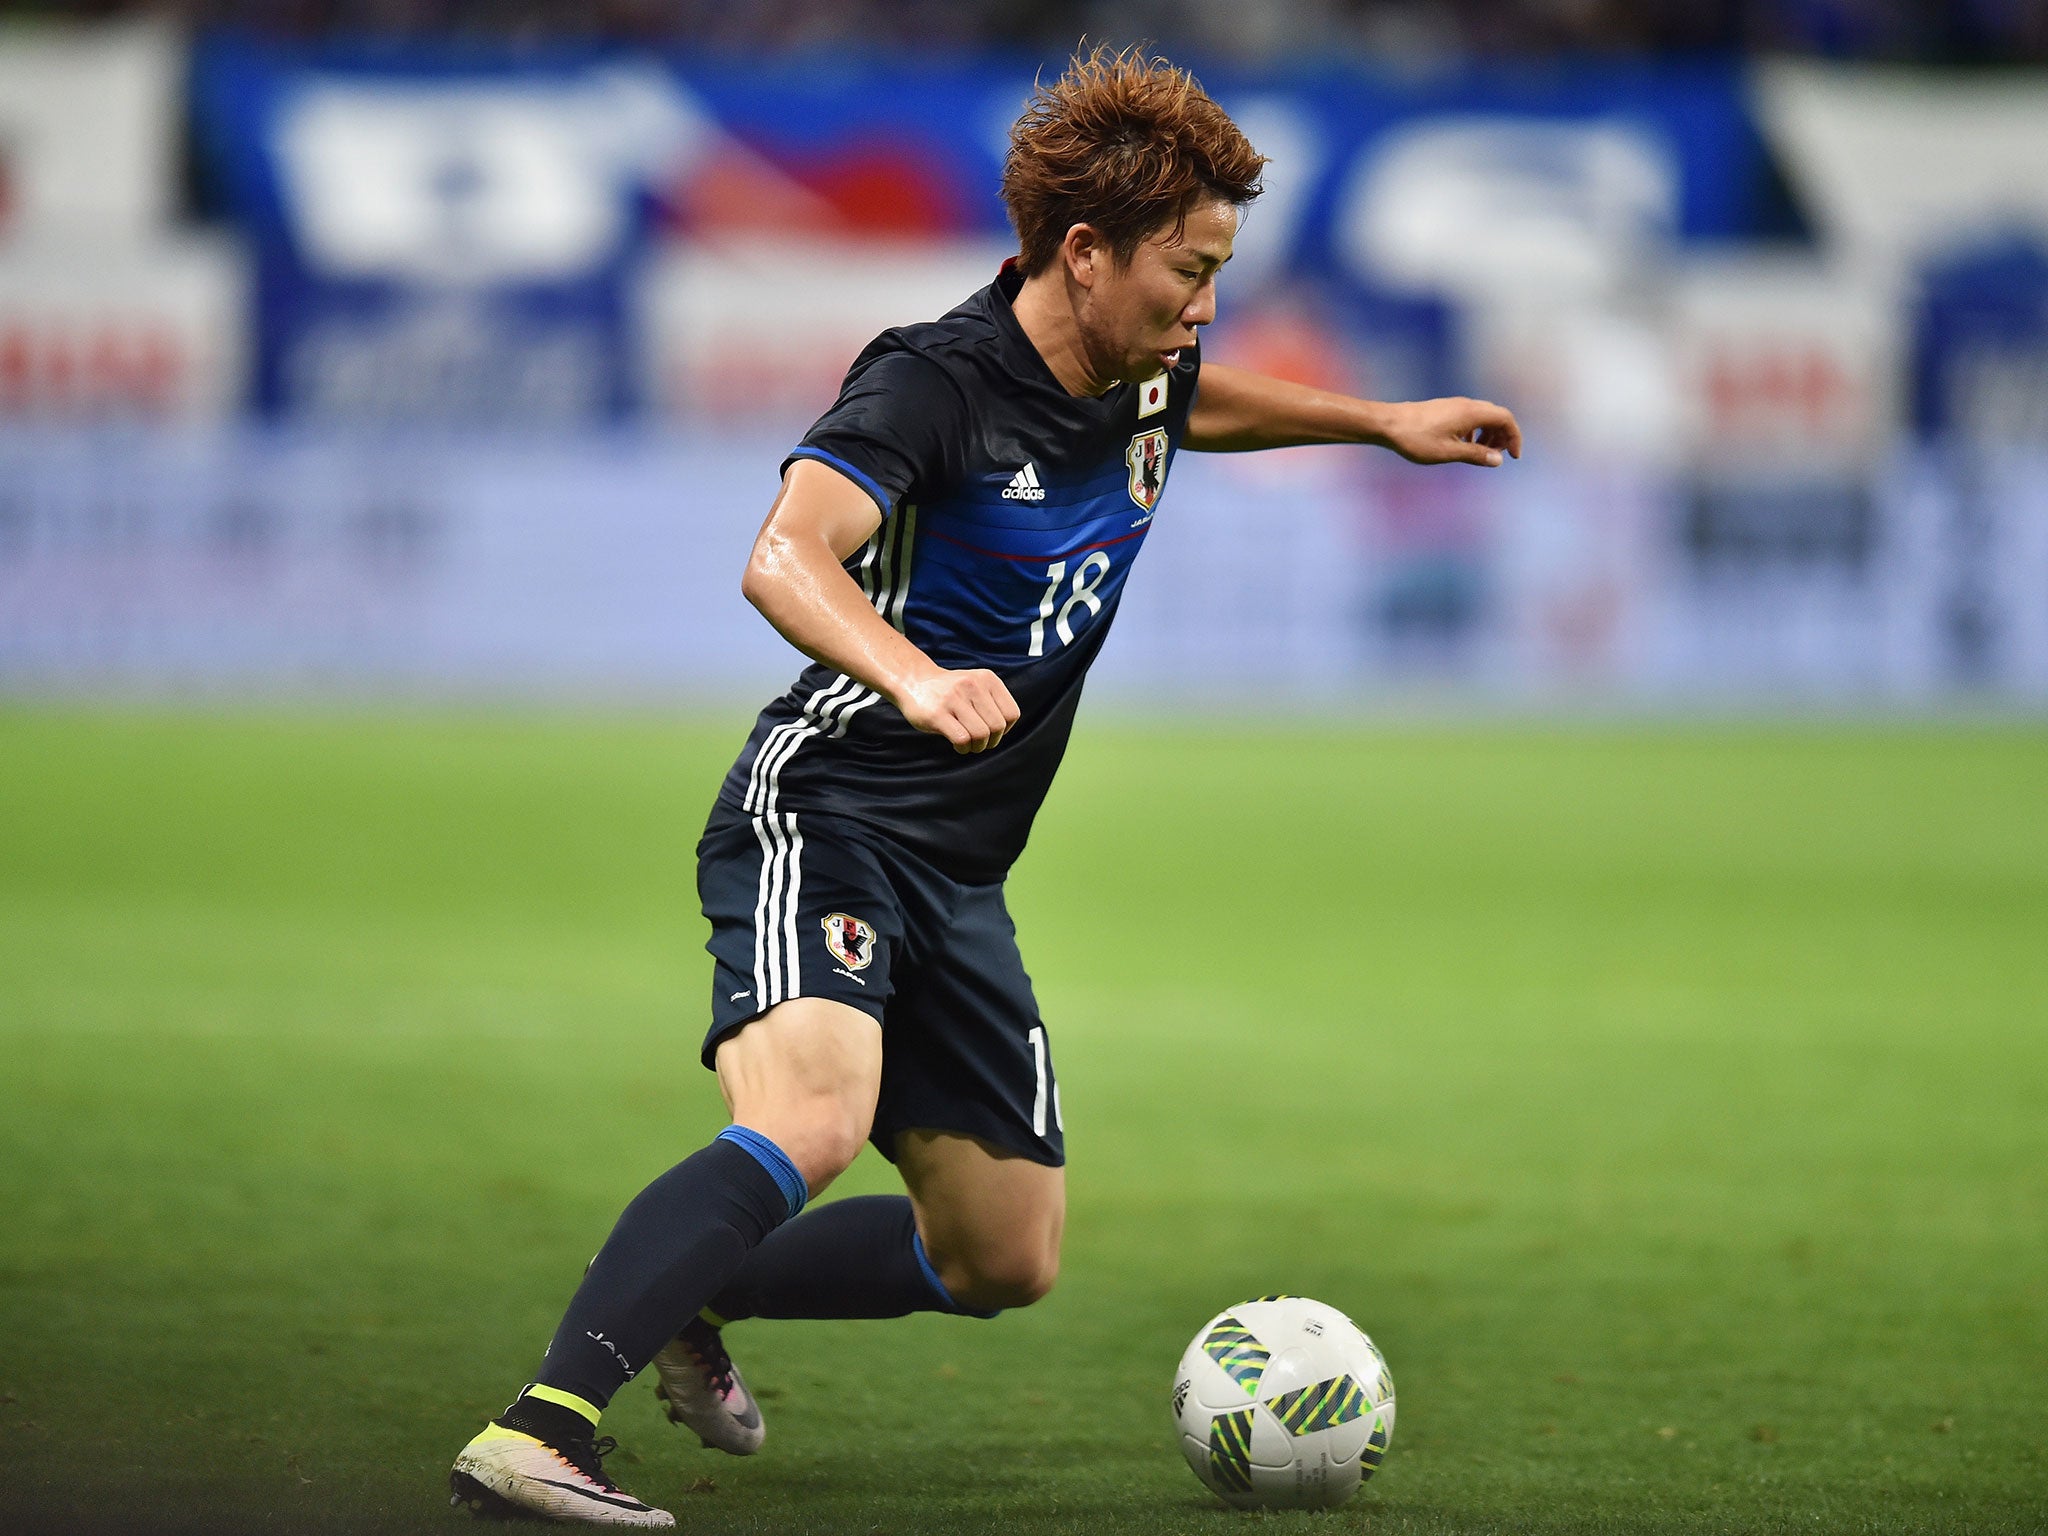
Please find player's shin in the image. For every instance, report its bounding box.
[524,1128,808,1415]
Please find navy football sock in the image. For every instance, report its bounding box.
[531,1129,806,1412]
[708,1193,996,1321]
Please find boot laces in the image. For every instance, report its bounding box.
[558,1433,624,1490]
[682,1321,737,1398]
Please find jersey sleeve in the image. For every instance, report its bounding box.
[782,348,968,518]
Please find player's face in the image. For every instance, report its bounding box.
[1088,197,1236,384]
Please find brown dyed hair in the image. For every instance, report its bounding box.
[1001,46,1267,277]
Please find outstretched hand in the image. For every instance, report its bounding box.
[1378,397,1523,468]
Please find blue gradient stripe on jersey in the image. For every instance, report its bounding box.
[923,521,1151,565]
[917,497,1155,560]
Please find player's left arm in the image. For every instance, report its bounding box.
[1183,362,1522,467]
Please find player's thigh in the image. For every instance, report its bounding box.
[698,810,903,1194]
[894,1127,1065,1309]
[715,997,883,1197]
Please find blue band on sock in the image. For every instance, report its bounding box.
[716,1126,809,1220]
[912,1230,1001,1319]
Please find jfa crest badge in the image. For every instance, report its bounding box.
[821,912,875,971]
[1126,427,1169,511]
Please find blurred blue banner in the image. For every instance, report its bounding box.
[1913,234,2048,443]
[663,55,1772,245]
[193,36,690,423]
[191,37,1775,424]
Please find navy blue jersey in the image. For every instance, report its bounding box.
[714,264,1199,883]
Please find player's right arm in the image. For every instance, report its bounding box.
[742,458,1020,754]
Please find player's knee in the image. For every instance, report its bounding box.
[739,1101,869,1196]
[781,1118,867,1194]
[716,999,883,1196]
[948,1244,1059,1311]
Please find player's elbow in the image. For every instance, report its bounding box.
[739,543,778,613]
[741,530,824,624]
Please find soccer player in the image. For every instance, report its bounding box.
[452,47,1518,1526]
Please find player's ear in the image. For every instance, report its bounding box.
[1063,223,1102,290]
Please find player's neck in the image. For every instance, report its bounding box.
[1011,270,1118,399]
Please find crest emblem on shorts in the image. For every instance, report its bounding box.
[1127,427,1169,511]
[821,912,875,971]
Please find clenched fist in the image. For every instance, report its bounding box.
[897,668,1021,754]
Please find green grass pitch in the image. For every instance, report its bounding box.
[2,707,2044,1535]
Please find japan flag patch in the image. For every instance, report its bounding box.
[1137,373,1168,418]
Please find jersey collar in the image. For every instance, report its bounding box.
[986,261,1118,404]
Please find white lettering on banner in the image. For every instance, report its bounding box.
[1755,62,2048,262]
[1339,118,1676,301]
[285,297,609,424]
[275,65,708,283]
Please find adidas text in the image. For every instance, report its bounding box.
[1002,464,1045,502]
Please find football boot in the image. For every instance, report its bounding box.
[449,1421,674,1526]
[651,1316,766,1455]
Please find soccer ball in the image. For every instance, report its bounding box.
[1172,1295,1395,1509]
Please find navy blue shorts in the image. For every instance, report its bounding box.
[697,809,1064,1167]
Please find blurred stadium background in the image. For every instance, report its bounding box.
[4,1,2048,706]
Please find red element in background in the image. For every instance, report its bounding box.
[665,141,971,240]
[0,323,184,414]
[1702,344,1858,440]
[803,145,965,236]
[1204,297,1357,395]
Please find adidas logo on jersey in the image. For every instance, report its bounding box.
[1001,463,1046,502]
